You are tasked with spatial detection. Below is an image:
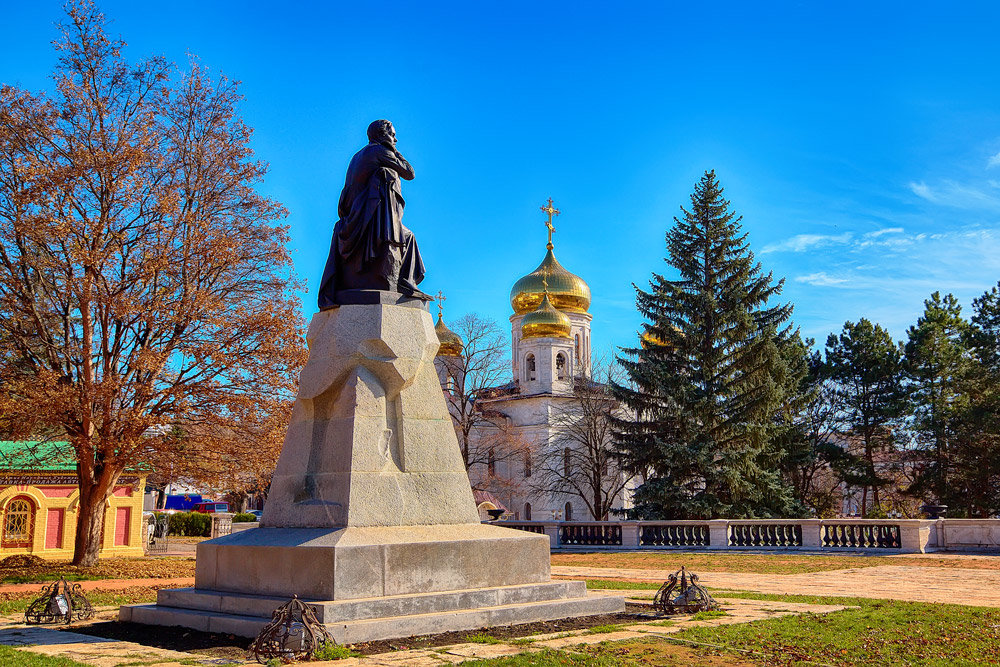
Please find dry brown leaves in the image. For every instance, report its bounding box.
[0,556,196,584]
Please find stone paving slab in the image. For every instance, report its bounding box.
[534,629,648,649]
[357,649,452,665]
[439,641,540,658]
[552,564,1000,607]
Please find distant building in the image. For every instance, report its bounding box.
[0,442,146,559]
[435,204,635,521]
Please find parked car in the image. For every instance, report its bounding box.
[248,510,263,521]
[191,501,230,514]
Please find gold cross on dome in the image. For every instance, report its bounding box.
[435,290,446,318]
[540,198,560,249]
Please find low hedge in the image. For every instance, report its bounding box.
[160,511,212,537]
[232,513,257,523]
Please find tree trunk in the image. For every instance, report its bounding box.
[72,489,109,566]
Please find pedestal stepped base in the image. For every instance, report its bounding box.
[122,303,623,639]
[121,580,623,643]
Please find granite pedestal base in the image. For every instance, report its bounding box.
[121,579,623,643]
[121,524,623,643]
[194,524,552,600]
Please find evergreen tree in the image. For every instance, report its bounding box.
[824,319,905,517]
[904,292,973,509]
[953,284,1000,516]
[613,170,798,519]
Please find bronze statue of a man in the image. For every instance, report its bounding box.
[318,120,428,308]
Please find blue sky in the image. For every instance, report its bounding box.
[3,1,1000,361]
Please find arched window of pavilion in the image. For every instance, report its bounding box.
[2,497,34,549]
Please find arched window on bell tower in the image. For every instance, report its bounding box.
[556,353,567,380]
[525,354,536,381]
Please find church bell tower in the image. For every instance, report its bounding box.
[509,199,593,394]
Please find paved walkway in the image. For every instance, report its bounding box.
[0,596,848,666]
[552,564,1000,607]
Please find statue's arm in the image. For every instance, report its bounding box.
[377,146,415,181]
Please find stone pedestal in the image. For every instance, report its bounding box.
[123,302,622,640]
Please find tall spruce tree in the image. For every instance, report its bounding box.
[955,284,1000,516]
[612,170,798,519]
[904,292,973,509]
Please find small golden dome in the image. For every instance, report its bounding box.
[510,248,591,315]
[640,326,679,351]
[435,313,464,357]
[521,293,572,339]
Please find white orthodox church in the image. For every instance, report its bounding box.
[433,201,635,522]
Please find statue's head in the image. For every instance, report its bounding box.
[367,119,396,147]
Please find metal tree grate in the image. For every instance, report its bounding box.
[652,566,720,615]
[248,595,335,664]
[24,577,94,624]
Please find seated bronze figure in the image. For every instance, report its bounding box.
[318,120,429,308]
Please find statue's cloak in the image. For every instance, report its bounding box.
[318,143,424,308]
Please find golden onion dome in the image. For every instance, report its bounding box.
[510,248,591,315]
[435,313,464,357]
[521,292,572,339]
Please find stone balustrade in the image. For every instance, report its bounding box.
[495,518,1000,553]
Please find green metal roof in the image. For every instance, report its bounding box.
[0,441,76,472]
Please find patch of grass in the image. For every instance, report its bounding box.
[312,642,361,660]
[551,551,1000,574]
[0,645,91,666]
[465,641,753,666]
[0,586,160,616]
[509,637,537,646]
[649,619,676,627]
[465,632,504,644]
[671,596,1000,666]
[584,579,661,590]
[709,590,867,606]
[689,610,727,621]
[0,557,195,584]
[583,623,627,635]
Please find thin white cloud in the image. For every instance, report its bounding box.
[988,151,1000,168]
[764,227,912,255]
[863,227,903,238]
[909,181,937,202]
[761,232,852,254]
[908,180,1000,209]
[795,272,850,286]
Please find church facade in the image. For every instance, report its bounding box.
[434,202,635,522]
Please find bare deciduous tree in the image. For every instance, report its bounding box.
[439,312,529,497]
[531,359,629,520]
[0,2,306,565]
